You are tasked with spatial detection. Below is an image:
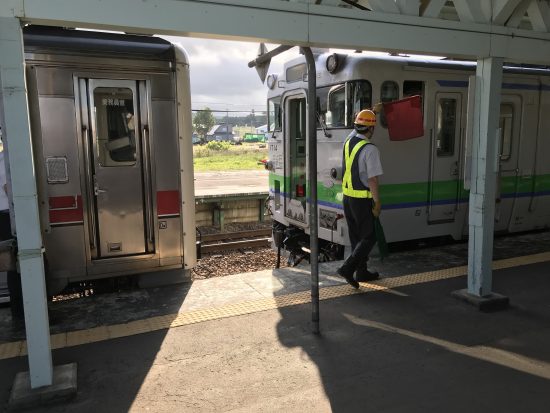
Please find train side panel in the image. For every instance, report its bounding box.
[267,53,550,255]
[503,78,539,233]
[27,66,88,286]
[151,74,183,265]
[19,27,193,294]
[531,78,550,228]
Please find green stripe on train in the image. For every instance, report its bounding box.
[269,172,550,206]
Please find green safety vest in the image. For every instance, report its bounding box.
[342,138,373,199]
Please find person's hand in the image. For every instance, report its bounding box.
[372,102,383,114]
[372,201,381,218]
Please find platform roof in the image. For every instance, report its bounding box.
[3,1,550,65]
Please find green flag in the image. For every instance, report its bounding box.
[374,217,389,261]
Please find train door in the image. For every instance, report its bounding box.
[494,96,521,231]
[284,93,308,226]
[428,92,463,223]
[79,78,155,258]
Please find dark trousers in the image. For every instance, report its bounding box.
[342,196,376,270]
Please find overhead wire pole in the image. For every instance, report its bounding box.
[249,44,320,334]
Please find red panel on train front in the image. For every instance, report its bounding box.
[157,190,180,216]
[383,95,424,141]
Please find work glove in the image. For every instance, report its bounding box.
[372,102,383,114]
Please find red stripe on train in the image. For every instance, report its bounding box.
[49,191,180,223]
[49,195,83,224]
[157,190,180,216]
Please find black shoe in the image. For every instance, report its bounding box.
[337,266,360,289]
[355,269,379,282]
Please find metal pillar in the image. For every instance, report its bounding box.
[302,47,320,335]
[0,17,53,388]
[467,57,503,297]
[248,45,319,333]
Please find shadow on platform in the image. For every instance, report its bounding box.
[275,262,550,412]
[0,281,192,412]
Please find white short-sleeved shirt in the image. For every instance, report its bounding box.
[351,132,383,188]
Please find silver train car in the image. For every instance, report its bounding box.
[265,52,550,259]
[1,26,196,294]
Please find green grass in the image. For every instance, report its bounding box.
[193,143,268,172]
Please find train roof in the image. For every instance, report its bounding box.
[274,51,550,85]
[23,25,174,60]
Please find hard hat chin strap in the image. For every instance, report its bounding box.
[355,125,375,136]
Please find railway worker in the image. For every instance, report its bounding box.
[337,108,383,289]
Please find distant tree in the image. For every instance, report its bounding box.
[215,114,267,127]
[193,108,216,142]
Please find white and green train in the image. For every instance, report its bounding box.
[265,52,550,260]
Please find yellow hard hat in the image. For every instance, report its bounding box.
[354,109,376,127]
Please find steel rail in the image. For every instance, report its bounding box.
[201,228,272,243]
[201,238,272,254]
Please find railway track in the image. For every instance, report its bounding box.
[199,228,272,254]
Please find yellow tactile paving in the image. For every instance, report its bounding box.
[1,251,549,360]
[0,341,22,360]
[50,333,67,350]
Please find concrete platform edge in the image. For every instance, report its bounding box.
[8,363,77,411]
[451,289,509,312]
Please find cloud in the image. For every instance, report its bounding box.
[160,36,299,113]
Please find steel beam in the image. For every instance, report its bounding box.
[467,57,503,297]
[2,0,550,64]
[0,17,52,388]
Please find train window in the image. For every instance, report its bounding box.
[403,80,424,115]
[290,98,306,141]
[436,98,457,156]
[380,81,399,128]
[286,63,307,83]
[268,97,281,132]
[326,84,346,127]
[499,104,513,161]
[348,80,372,126]
[94,87,136,166]
[316,86,330,128]
[403,80,424,98]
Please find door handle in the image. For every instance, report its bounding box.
[94,180,107,196]
[93,174,107,196]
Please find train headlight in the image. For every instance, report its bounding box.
[326,53,344,74]
[267,74,278,89]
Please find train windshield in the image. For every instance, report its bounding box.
[316,80,372,129]
[348,80,372,124]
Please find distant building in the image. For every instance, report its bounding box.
[233,125,256,137]
[256,124,268,134]
[206,124,234,142]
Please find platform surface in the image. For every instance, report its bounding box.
[194,170,268,197]
[1,231,550,412]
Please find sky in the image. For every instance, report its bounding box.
[159,36,445,118]
[161,36,300,116]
